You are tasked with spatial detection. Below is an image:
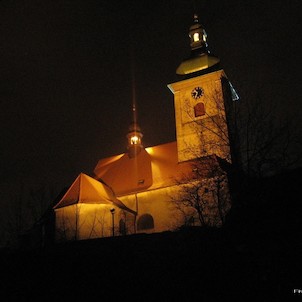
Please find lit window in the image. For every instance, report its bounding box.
[130,135,139,145]
[193,32,199,42]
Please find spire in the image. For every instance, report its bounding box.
[176,14,220,76]
[127,60,143,158]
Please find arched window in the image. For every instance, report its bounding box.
[194,102,205,117]
[137,214,154,231]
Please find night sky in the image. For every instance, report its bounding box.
[0,0,301,191]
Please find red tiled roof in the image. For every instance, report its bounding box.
[94,141,195,196]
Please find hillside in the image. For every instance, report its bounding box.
[0,168,301,301]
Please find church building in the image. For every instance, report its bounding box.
[53,14,238,242]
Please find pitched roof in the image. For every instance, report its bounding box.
[53,173,136,214]
[93,141,221,196]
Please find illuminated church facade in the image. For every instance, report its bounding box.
[53,15,238,242]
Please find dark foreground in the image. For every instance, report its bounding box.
[1,169,301,301]
[0,225,301,301]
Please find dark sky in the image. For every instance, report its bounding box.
[0,0,301,190]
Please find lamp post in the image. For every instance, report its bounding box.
[110,208,115,237]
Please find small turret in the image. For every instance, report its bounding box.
[176,14,220,76]
[189,14,208,54]
[127,105,143,158]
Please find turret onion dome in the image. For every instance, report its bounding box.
[176,14,220,76]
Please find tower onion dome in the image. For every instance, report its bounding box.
[127,122,143,158]
[176,14,220,75]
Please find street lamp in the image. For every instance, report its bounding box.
[110,208,115,237]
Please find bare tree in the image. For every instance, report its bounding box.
[233,94,301,177]
[170,157,231,228]
[170,76,301,229]
[5,184,28,247]
[1,182,59,249]
[182,76,301,177]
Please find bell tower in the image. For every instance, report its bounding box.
[168,14,237,163]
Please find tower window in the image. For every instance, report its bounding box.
[194,102,206,117]
[130,135,140,145]
[193,32,200,42]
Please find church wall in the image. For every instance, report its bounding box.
[54,205,78,242]
[54,204,135,242]
[119,175,231,234]
[119,186,184,233]
[54,174,231,242]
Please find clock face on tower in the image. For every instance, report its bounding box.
[191,86,203,99]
